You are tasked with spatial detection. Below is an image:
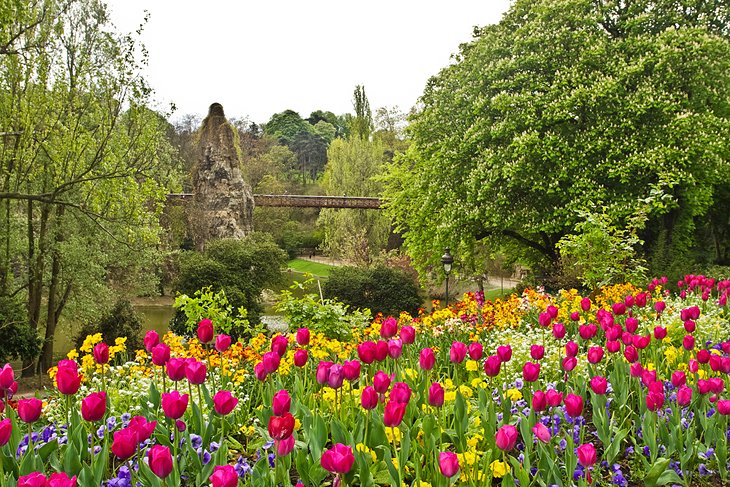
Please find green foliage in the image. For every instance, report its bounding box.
[263,110,313,145]
[382,0,730,280]
[74,299,143,352]
[557,211,648,291]
[175,234,287,324]
[275,280,371,341]
[171,287,264,341]
[323,266,423,317]
[0,295,41,363]
[350,85,373,140]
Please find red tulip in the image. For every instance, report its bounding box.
[623,346,638,363]
[215,334,231,353]
[495,424,518,451]
[185,360,207,384]
[419,348,436,370]
[56,363,81,396]
[546,389,563,407]
[570,311,580,321]
[127,416,157,442]
[93,342,109,364]
[143,330,159,352]
[361,386,378,410]
[81,391,107,422]
[587,346,604,364]
[296,328,310,346]
[400,325,416,344]
[677,386,692,406]
[0,418,11,446]
[320,443,355,474]
[576,443,597,467]
[148,445,173,478]
[197,318,214,344]
[468,342,483,360]
[18,398,43,423]
[380,317,398,339]
[564,393,584,417]
[390,382,412,404]
[538,312,552,327]
[626,317,639,333]
[111,428,139,459]
[271,335,288,357]
[293,349,308,367]
[272,390,291,415]
[166,358,187,381]
[262,351,281,374]
[654,301,666,314]
[522,362,540,382]
[151,343,171,367]
[589,376,607,395]
[580,297,591,311]
[552,323,566,339]
[684,320,696,333]
[484,355,501,377]
[268,412,295,440]
[17,473,48,487]
[213,390,239,415]
[530,345,545,360]
[388,339,403,359]
[47,472,77,487]
[683,335,695,350]
[383,400,406,427]
[375,341,389,361]
[579,324,596,340]
[671,371,686,388]
[629,362,643,377]
[449,342,467,363]
[606,340,621,353]
[210,464,239,487]
[438,451,460,477]
[276,434,295,456]
[373,371,392,394]
[161,391,189,420]
[532,422,551,443]
[646,388,665,412]
[357,342,376,364]
[532,390,547,411]
[497,345,512,362]
[565,341,578,357]
[429,382,444,407]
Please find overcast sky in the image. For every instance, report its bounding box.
[106,1,512,124]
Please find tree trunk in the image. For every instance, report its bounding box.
[40,206,67,373]
[23,200,50,377]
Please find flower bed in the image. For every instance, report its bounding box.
[0,275,729,486]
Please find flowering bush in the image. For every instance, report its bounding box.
[0,274,727,486]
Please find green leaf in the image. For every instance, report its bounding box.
[644,457,671,487]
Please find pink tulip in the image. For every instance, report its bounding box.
[388,339,403,359]
[683,335,695,350]
[646,389,665,411]
[612,302,626,316]
[320,443,355,474]
[373,371,392,394]
[375,341,389,361]
[254,362,267,381]
[262,352,281,374]
[532,422,551,443]
[522,362,540,382]
[127,416,157,442]
[316,361,333,385]
[579,324,596,340]
[81,391,107,422]
[449,341,467,363]
[296,328,310,346]
[18,398,42,423]
[684,320,696,333]
[654,301,666,314]
[564,393,584,417]
[111,428,138,459]
[438,451,459,478]
[419,348,436,370]
[532,390,547,411]
[546,389,563,407]
[428,382,444,407]
[151,343,171,367]
[272,390,291,415]
[0,418,11,446]
[624,294,635,307]
[565,341,578,357]
[271,335,288,357]
[677,386,693,406]
[561,356,577,372]
[552,323,566,339]
[343,360,361,381]
[47,473,77,487]
[215,334,231,352]
[161,391,189,420]
[580,297,591,311]
[547,305,558,318]
[629,362,643,377]
[357,342,376,364]
[390,382,412,404]
[497,345,512,362]
[671,371,686,388]
[483,355,501,377]
[624,317,638,333]
[468,342,483,360]
[327,364,344,389]
[93,342,109,364]
[623,346,638,363]
[399,325,416,344]
[143,330,159,352]
[276,434,295,456]
[589,376,607,395]
[210,465,239,487]
[570,311,580,321]
[361,386,378,410]
[587,346,604,364]
[380,317,398,339]
[606,340,620,353]
[196,318,214,344]
[56,362,81,395]
[633,335,650,350]
[293,349,308,367]
[383,400,407,427]
[185,360,207,385]
[166,358,187,381]
[577,443,597,467]
[530,345,545,360]
[538,312,552,327]
[148,444,173,478]
[17,473,48,487]
[495,424,518,451]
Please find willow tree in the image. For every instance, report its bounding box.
[383,0,730,280]
[0,0,179,372]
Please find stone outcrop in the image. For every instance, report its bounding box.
[191,103,254,249]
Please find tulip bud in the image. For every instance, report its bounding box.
[419,348,436,370]
[93,343,109,365]
[438,451,459,478]
[196,318,214,344]
[428,382,445,407]
[360,386,378,410]
[293,349,308,367]
[296,328,310,346]
[148,445,174,479]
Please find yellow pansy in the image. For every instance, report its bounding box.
[356,443,377,462]
[490,460,511,478]
[385,427,402,443]
[506,388,522,401]
[466,360,479,372]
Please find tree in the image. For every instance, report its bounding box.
[350,85,373,140]
[263,109,312,145]
[383,0,730,280]
[0,0,178,372]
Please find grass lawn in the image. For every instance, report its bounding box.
[287,258,336,277]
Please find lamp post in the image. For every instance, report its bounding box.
[441,247,454,308]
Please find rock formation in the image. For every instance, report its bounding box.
[191,103,254,249]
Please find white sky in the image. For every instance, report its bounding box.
[106,1,512,124]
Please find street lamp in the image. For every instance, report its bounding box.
[441,247,454,307]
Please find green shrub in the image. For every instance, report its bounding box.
[0,295,42,363]
[322,265,423,317]
[276,280,371,341]
[174,233,287,324]
[74,299,143,352]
